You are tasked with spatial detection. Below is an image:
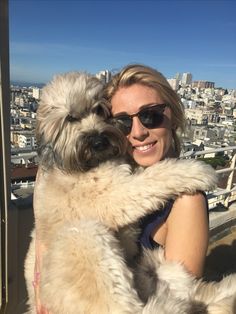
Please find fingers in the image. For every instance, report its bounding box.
[33,270,51,314]
[34,235,51,314]
[33,270,42,313]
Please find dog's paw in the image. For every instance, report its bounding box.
[175,159,217,193]
[149,158,217,194]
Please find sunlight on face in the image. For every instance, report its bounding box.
[111,84,174,167]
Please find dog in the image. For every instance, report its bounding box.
[135,248,236,313]
[24,71,224,313]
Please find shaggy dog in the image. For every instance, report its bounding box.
[136,248,236,313]
[24,72,235,313]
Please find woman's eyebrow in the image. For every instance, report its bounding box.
[112,103,158,117]
[112,110,128,117]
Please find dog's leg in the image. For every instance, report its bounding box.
[195,273,236,301]
[82,158,217,229]
[135,248,195,301]
[34,158,217,242]
[40,219,143,314]
[139,249,236,313]
[206,297,236,314]
[138,249,209,314]
[192,274,236,313]
[142,281,206,314]
[116,223,140,267]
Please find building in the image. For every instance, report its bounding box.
[15,96,25,106]
[17,131,37,149]
[175,72,182,81]
[181,72,192,85]
[192,126,225,143]
[192,81,215,89]
[32,87,41,100]
[96,70,111,83]
[233,109,236,118]
[185,108,208,124]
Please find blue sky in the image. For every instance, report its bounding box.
[9,0,236,89]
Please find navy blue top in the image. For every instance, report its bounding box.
[139,193,209,250]
[138,200,174,249]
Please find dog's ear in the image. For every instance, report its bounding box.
[91,101,111,119]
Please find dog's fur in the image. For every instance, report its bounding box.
[136,248,236,313]
[24,72,236,313]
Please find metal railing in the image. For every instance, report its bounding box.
[10,145,236,211]
[0,0,10,311]
[182,145,236,210]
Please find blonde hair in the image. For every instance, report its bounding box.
[103,64,186,156]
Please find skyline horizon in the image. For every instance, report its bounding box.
[9,0,236,90]
[9,67,233,91]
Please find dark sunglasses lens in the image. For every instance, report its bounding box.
[113,117,132,135]
[139,108,164,128]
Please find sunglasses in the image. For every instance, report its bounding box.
[112,104,167,136]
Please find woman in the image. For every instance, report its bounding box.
[34,64,209,313]
[103,64,209,278]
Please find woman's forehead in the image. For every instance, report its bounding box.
[111,84,164,114]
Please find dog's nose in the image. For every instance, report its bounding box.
[90,135,110,151]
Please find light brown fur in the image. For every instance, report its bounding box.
[136,248,236,313]
[24,72,234,314]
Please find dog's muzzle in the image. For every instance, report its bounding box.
[77,128,127,171]
[89,134,110,152]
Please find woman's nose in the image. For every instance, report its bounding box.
[129,117,149,141]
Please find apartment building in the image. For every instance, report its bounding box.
[185,108,208,124]
[32,87,41,100]
[192,81,215,89]
[182,72,192,86]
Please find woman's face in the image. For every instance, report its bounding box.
[111,84,174,167]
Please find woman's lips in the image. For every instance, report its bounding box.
[133,142,157,152]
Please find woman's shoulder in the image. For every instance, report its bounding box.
[165,192,209,277]
[172,191,208,212]
[139,192,209,250]
[167,192,209,227]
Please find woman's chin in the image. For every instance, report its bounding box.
[133,151,162,167]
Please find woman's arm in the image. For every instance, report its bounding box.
[163,192,209,277]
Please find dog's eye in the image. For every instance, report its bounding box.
[66,114,79,123]
[91,103,111,119]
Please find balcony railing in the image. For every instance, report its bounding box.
[10,145,236,212]
[182,145,236,210]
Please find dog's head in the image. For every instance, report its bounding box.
[36,72,127,172]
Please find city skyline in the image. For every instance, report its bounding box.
[9,0,236,89]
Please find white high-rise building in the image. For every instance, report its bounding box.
[96,70,111,83]
[175,72,182,81]
[182,73,192,86]
[32,87,41,100]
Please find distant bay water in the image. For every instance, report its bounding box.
[11,80,45,88]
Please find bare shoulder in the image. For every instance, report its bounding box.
[171,192,208,217]
[167,192,209,236]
